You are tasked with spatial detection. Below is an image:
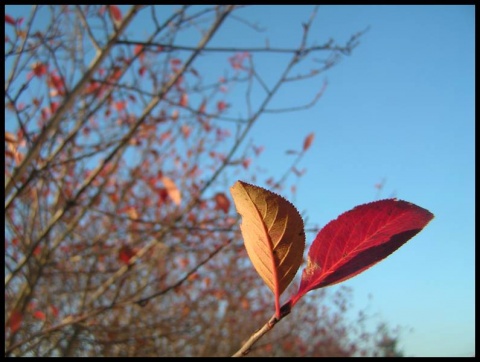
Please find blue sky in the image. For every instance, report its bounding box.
[232,5,474,357]
[5,5,474,357]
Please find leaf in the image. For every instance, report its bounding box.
[162,176,181,206]
[109,5,122,22]
[5,132,17,144]
[217,101,228,112]
[214,192,230,213]
[289,199,434,307]
[179,93,188,107]
[119,245,136,264]
[31,62,48,77]
[8,309,22,333]
[303,132,314,151]
[230,181,305,317]
[5,15,16,26]
[33,310,46,321]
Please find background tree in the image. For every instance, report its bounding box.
[5,5,401,357]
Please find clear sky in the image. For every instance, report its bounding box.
[230,5,474,357]
[5,5,474,357]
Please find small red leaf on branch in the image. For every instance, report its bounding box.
[214,192,230,213]
[109,5,122,22]
[8,309,22,333]
[289,199,434,307]
[31,62,48,78]
[33,310,47,321]
[179,93,188,107]
[5,15,16,26]
[119,245,136,264]
[217,101,228,112]
[303,132,314,151]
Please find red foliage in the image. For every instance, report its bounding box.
[290,199,434,307]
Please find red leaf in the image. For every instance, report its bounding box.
[134,44,144,61]
[253,145,264,156]
[217,101,227,112]
[289,199,434,307]
[115,101,125,112]
[109,5,122,22]
[242,158,251,169]
[33,310,46,321]
[179,93,188,107]
[303,132,314,151]
[181,125,191,139]
[8,309,22,333]
[119,245,136,264]
[214,192,230,213]
[50,304,59,318]
[5,15,16,26]
[198,100,207,114]
[31,62,48,78]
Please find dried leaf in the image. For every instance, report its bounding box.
[162,176,181,206]
[230,181,305,316]
[289,199,434,307]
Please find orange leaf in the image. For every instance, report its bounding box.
[303,132,314,151]
[162,176,181,206]
[230,181,305,317]
[5,132,17,144]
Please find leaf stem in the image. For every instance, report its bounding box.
[232,302,291,357]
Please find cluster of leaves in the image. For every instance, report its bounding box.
[230,182,433,355]
[5,5,414,357]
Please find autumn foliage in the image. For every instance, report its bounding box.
[5,5,418,357]
[230,182,433,355]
